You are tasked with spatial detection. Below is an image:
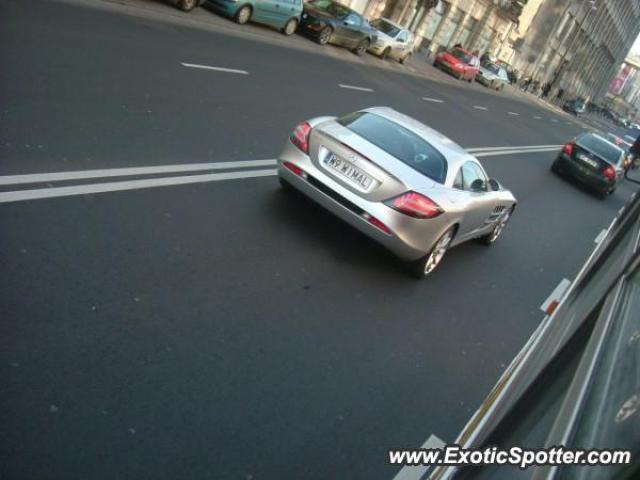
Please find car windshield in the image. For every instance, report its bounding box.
[370,19,400,37]
[338,112,447,183]
[450,49,472,63]
[308,0,349,17]
[484,62,500,75]
[577,134,623,164]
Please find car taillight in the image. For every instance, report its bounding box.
[283,161,306,178]
[562,141,575,156]
[385,192,443,219]
[603,166,616,180]
[290,122,312,153]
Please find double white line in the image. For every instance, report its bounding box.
[0,144,561,203]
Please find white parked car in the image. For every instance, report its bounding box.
[477,61,510,91]
[367,18,414,64]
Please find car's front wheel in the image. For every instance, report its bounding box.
[234,5,252,24]
[479,207,513,245]
[354,38,370,56]
[282,18,298,36]
[177,0,197,11]
[409,227,455,279]
[381,47,390,60]
[317,26,332,45]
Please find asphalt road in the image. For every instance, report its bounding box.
[1,1,637,480]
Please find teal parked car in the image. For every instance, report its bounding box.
[207,0,303,35]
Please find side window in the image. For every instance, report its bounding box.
[345,13,361,27]
[397,31,408,42]
[453,168,464,189]
[461,161,487,191]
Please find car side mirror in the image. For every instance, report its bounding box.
[488,178,501,191]
[470,179,486,192]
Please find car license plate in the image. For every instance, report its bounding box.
[325,154,373,190]
[577,153,598,168]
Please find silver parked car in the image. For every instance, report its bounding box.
[477,61,510,91]
[277,107,517,278]
[367,18,414,63]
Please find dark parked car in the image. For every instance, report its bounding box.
[299,0,376,55]
[562,98,587,116]
[551,132,625,199]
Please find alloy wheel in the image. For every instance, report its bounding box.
[237,6,251,24]
[424,230,453,275]
[318,27,331,44]
[488,210,511,243]
[284,19,297,36]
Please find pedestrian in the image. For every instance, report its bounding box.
[453,43,462,49]
[629,134,640,170]
[542,83,551,98]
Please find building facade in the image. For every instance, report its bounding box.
[341,1,526,59]
[604,55,640,117]
[511,0,640,104]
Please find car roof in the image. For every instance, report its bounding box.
[361,107,478,174]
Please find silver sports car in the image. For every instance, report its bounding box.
[277,107,517,278]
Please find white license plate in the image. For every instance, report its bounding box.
[577,153,598,168]
[325,154,373,190]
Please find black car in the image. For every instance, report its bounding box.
[551,133,625,199]
[299,0,376,55]
[562,98,586,116]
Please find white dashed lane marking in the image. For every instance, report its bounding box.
[180,62,249,75]
[338,84,374,92]
[508,112,520,116]
[423,97,444,103]
[473,105,488,111]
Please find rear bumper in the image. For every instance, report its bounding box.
[435,60,462,76]
[277,140,451,261]
[555,154,612,192]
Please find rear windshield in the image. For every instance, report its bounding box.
[370,19,400,37]
[308,0,349,17]
[338,112,447,183]
[577,134,623,165]
[485,62,500,75]
[450,49,472,64]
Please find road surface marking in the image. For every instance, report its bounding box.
[507,112,520,116]
[0,159,277,186]
[594,228,607,244]
[338,84,374,92]
[423,97,444,103]
[0,169,277,203]
[534,116,542,119]
[391,434,445,480]
[473,105,488,110]
[551,119,559,123]
[540,278,571,315]
[467,144,561,153]
[474,147,558,157]
[181,62,249,75]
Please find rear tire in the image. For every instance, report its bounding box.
[177,0,197,11]
[399,53,410,64]
[407,227,455,279]
[282,18,298,36]
[316,26,332,45]
[234,5,252,24]
[354,38,370,56]
[381,48,390,60]
[551,159,560,174]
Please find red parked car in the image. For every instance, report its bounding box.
[433,47,480,82]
